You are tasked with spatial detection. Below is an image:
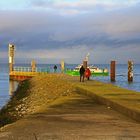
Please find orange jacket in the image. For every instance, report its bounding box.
[85,68,91,78]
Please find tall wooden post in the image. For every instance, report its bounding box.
[128,61,133,82]
[9,44,15,72]
[31,60,36,72]
[110,61,116,82]
[83,53,89,69]
[61,60,65,73]
[83,60,87,69]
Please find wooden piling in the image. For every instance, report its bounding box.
[61,60,65,73]
[83,60,87,69]
[110,61,116,82]
[128,61,133,82]
[31,60,36,72]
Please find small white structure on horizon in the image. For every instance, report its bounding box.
[84,52,90,62]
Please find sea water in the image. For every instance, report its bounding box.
[92,64,140,92]
[0,63,140,108]
[0,63,9,108]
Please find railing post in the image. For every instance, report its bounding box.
[128,61,133,82]
[110,61,116,82]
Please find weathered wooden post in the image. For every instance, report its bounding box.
[61,60,65,73]
[110,61,116,82]
[83,53,89,69]
[83,60,87,69]
[31,60,36,72]
[128,61,133,82]
[9,44,15,72]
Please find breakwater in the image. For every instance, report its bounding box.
[0,74,140,139]
[0,74,76,127]
[0,74,140,127]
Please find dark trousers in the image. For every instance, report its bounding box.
[80,74,84,82]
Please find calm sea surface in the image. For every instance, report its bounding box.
[0,63,140,108]
[0,63,9,109]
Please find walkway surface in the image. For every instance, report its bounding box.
[0,93,140,140]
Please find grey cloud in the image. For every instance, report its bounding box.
[0,3,140,64]
[30,0,140,13]
[13,44,140,64]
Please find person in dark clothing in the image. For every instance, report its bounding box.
[79,65,85,82]
[54,65,57,73]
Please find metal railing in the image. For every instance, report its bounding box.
[13,67,50,73]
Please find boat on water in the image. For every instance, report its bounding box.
[65,64,109,76]
[65,53,109,76]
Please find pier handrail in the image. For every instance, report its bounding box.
[13,66,50,73]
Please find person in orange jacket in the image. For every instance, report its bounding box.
[85,67,91,80]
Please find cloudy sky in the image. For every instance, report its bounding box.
[0,0,140,64]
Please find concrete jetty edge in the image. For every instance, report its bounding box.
[76,86,140,122]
